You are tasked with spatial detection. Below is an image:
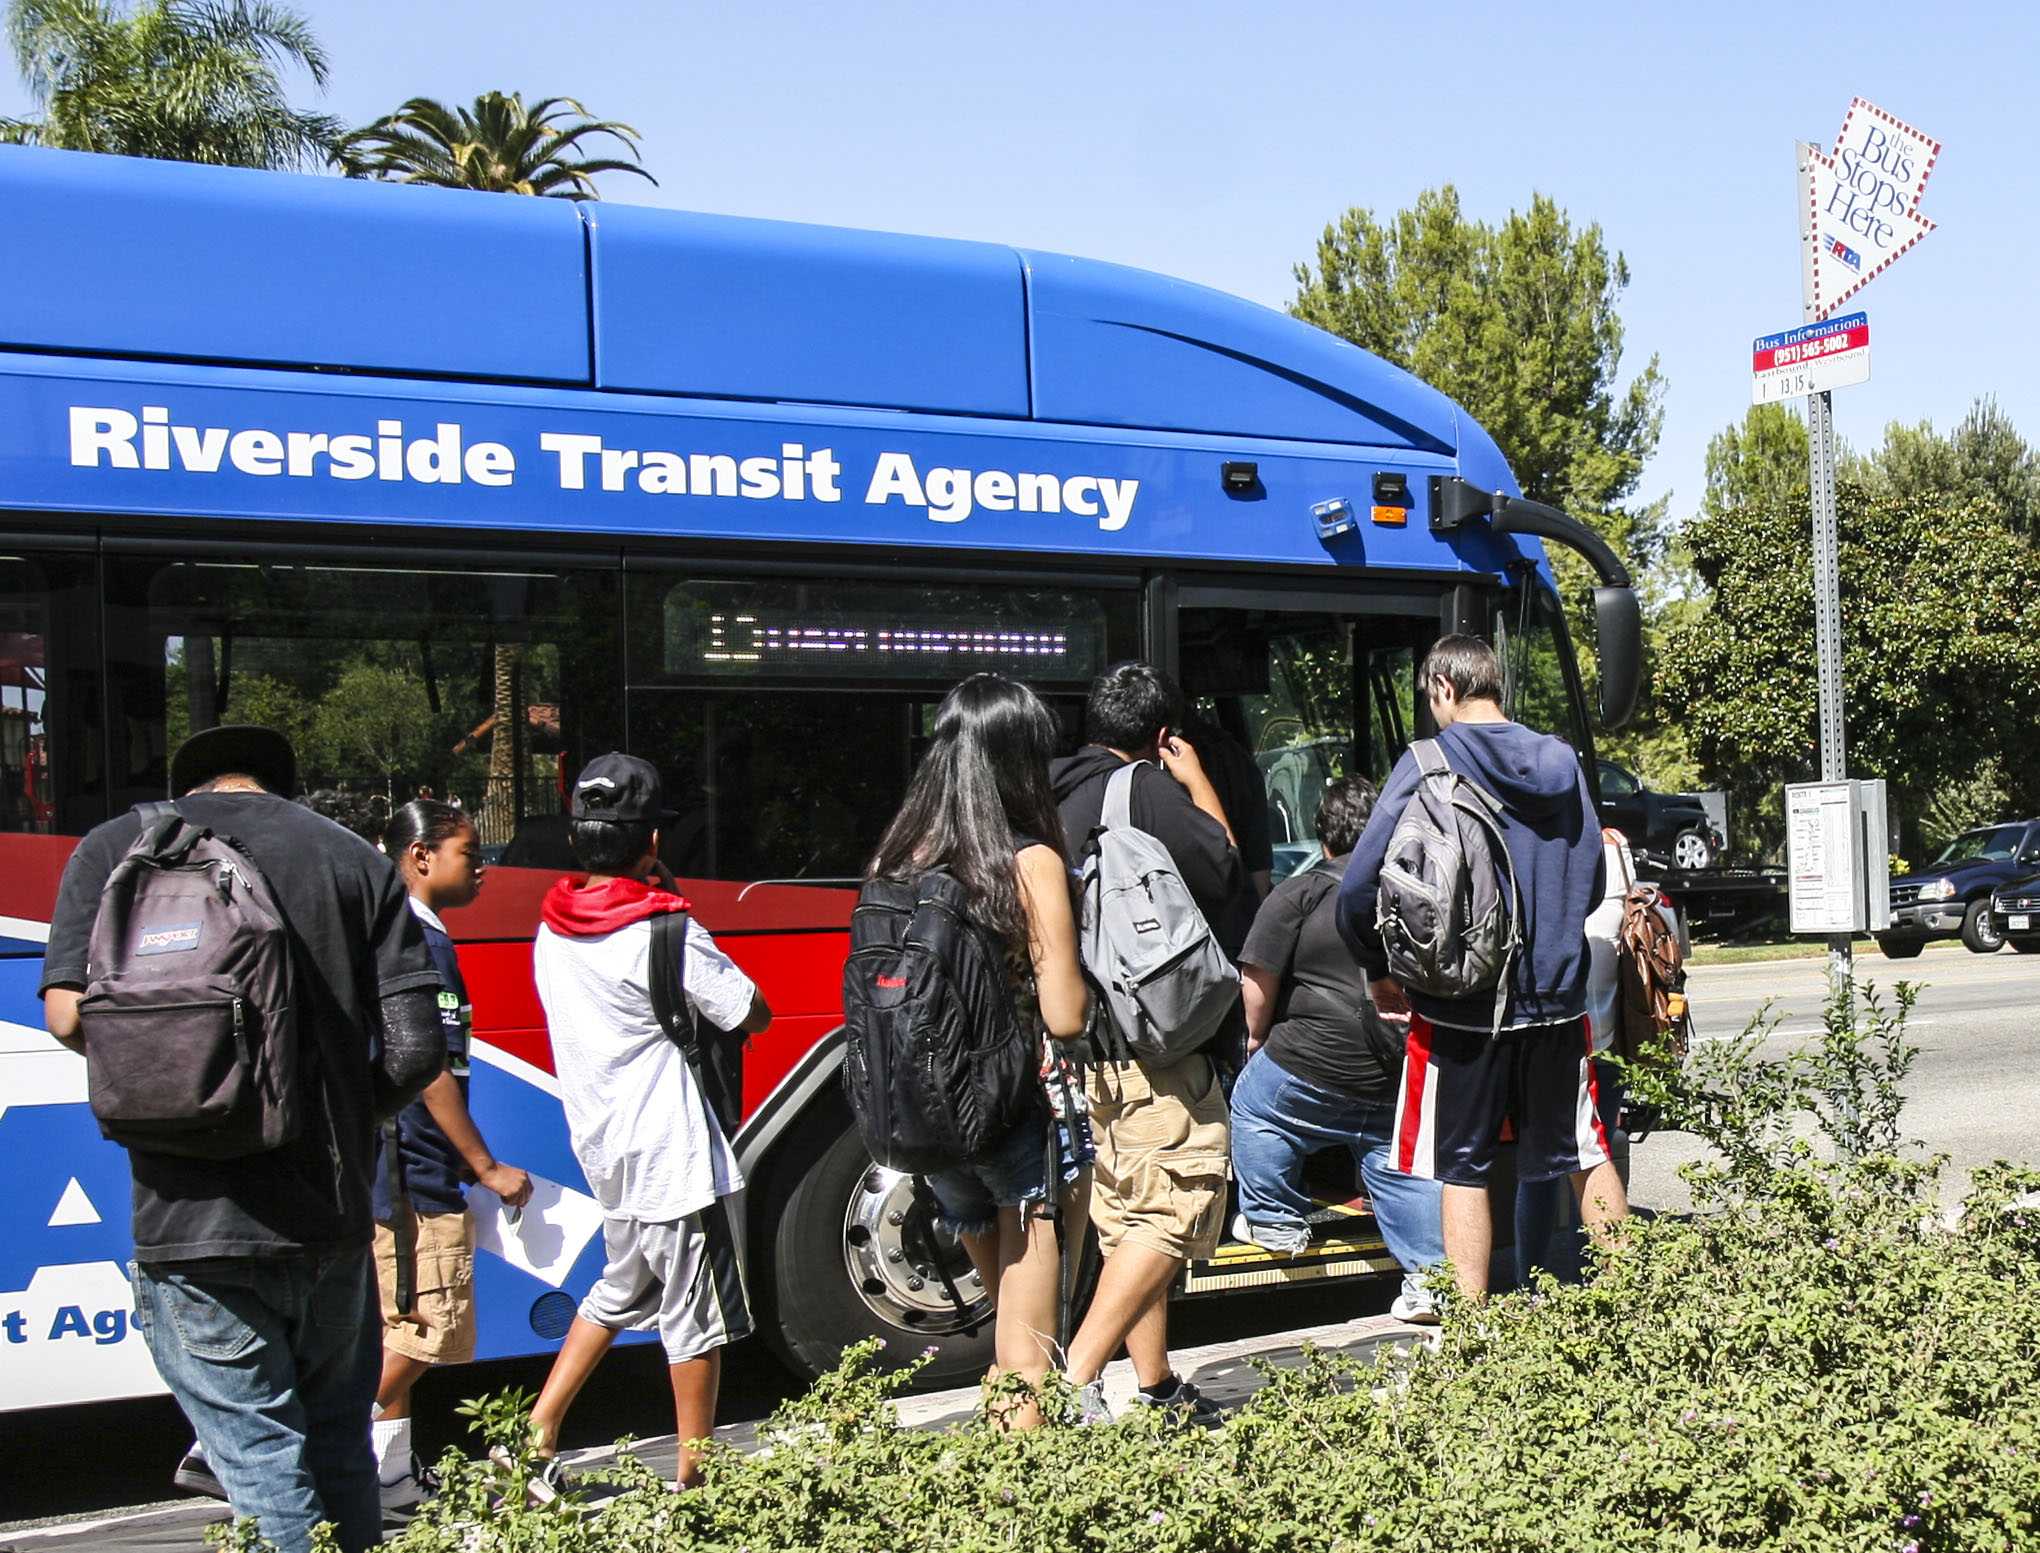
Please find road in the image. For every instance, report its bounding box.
[4,943,2032,1537]
[1628,944,2040,1213]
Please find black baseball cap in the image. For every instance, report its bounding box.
[571,752,674,824]
[170,724,296,798]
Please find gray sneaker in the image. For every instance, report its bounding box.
[381,1458,440,1525]
[1073,1376,1113,1426]
[1130,1375,1226,1428]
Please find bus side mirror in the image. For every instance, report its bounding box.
[1594,585,1642,730]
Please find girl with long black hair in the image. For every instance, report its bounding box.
[865,673,1091,1428]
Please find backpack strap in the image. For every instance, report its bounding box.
[1411,738,1450,779]
[649,909,697,1055]
[906,1174,984,1335]
[1102,760,1141,831]
[132,799,203,862]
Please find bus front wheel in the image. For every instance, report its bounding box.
[767,1120,998,1391]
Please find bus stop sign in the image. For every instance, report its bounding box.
[1806,98,1940,319]
[1751,311,1869,404]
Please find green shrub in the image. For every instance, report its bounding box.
[220,983,2040,1551]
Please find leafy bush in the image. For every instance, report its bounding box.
[222,984,2040,1552]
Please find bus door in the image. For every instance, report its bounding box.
[1174,582,1443,887]
[1171,580,1446,1297]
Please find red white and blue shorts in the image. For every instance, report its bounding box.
[1392,1014,1612,1187]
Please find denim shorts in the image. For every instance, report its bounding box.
[926,1116,1063,1236]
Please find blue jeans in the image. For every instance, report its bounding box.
[1229,1051,1443,1273]
[928,1115,1062,1235]
[1514,1060,1624,1286]
[132,1249,381,1553]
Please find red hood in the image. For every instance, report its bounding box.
[540,876,692,937]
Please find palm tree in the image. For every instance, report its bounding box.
[335,92,653,837]
[0,0,337,168]
[331,91,655,199]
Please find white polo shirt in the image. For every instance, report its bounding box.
[533,915,756,1222]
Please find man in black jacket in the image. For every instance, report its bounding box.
[40,725,444,1553]
[1050,663,1253,1424]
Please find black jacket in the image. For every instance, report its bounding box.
[1051,746,1256,957]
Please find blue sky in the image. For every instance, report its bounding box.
[3,1,2028,521]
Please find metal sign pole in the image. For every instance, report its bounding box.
[1799,141,1853,995]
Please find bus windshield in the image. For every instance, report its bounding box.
[1494,578,1590,752]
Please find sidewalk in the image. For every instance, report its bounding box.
[0,1312,1429,1553]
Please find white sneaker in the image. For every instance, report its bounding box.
[1390,1277,1441,1326]
[1229,1213,1307,1255]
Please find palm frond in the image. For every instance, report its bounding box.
[330,87,657,197]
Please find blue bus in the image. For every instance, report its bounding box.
[0,145,1639,1411]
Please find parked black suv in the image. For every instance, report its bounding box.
[1989,876,2040,955]
[1880,820,2040,957]
[1594,760,1724,872]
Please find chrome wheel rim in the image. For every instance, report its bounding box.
[840,1165,990,1335]
[1673,833,1711,871]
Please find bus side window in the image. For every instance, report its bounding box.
[624,574,1138,885]
[0,552,103,837]
[100,555,624,850]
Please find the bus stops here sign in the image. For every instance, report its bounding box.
[1751,312,1869,404]
[1806,97,1940,320]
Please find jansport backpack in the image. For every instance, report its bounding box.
[840,869,1042,1174]
[1077,762,1240,1065]
[78,802,302,1159]
[1374,740,1522,1035]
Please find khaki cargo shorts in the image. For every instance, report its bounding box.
[1085,1053,1231,1262]
[374,1205,477,1366]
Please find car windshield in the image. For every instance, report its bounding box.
[1933,825,2026,865]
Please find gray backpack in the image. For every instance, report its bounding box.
[1077,762,1240,1064]
[79,802,302,1159]
[1375,740,1522,1035]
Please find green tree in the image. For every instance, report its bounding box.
[1659,481,2040,858]
[330,90,654,197]
[1291,185,1665,560]
[308,660,434,790]
[1291,186,1673,779]
[1844,395,2040,538]
[1703,401,1809,520]
[0,0,336,166]
[333,90,650,836]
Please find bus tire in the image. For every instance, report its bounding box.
[765,1119,997,1391]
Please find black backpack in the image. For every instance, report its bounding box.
[839,870,1042,1174]
[79,802,302,1159]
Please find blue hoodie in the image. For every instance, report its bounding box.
[1336,720,1604,1031]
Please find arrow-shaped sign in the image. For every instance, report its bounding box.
[1806,98,1940,319]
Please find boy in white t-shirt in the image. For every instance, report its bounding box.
[514,753,772,1497]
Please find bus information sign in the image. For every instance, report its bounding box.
[1752,312,1869,404]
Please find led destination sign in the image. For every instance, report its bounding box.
[704,616,1072,665]
[661,580,1111,682]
